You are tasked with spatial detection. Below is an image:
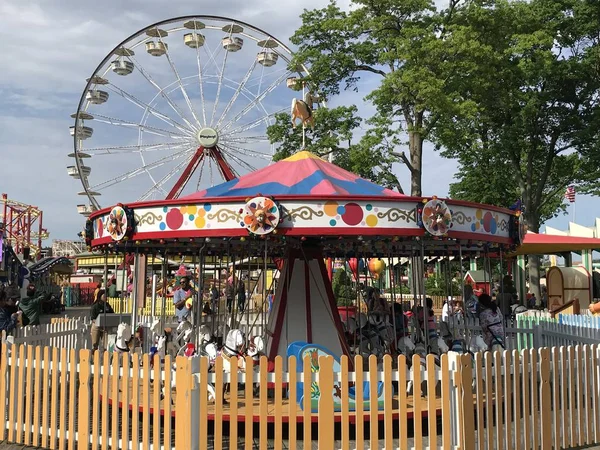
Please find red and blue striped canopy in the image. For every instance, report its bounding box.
[183,151,404,199]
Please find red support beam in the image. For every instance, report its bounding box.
[211,147,236,181]
[165,146,237,200]
[166,147,206,200]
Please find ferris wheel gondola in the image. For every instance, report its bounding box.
[70,16,322,215]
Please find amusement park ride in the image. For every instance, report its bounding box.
[69,16,526,423]
[0,193,49,258]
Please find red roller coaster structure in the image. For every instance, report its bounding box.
[0,193,49,258]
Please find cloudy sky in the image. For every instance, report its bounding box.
[0,0,597,246]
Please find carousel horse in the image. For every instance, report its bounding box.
[291,91,319,130]
[469,335,488,354]
[114,323,133,353]
[174,321,195,356]
[397,335,416,358]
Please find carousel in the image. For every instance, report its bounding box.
[83,150,523,421]
[72,14,523,429]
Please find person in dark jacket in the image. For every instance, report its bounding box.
[90,290,114,350]
[19,284,45,326]
[236,279,246,313]
[225,278,235,313]
[0,289,21,334]
[210,283,220,312]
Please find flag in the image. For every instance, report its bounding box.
[565,185,576,203]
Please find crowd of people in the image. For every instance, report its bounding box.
[363,284,508,352]
[0,283,53,334]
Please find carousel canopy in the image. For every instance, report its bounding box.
[182,151,405,199]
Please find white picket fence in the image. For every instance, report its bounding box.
[1,320,90,349]
[559,313,600,328]
[445,316,600,351]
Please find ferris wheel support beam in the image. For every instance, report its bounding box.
[211,147,237,181]
[166,147,207,200]
[165,145,238,199]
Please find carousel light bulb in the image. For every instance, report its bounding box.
[159,239,165,244]
[135,240,141,245]
[240,236,246,241]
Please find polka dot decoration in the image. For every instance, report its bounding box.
[323,201,338,217]
[366,214,378,227]
[158,204,211,231]
[324,202,373,227]
[470,209,499,234]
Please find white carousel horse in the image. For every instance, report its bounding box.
[397,336,416,357]
[114,323,133,353]
[436,336,450,354]
[246,336,265,363]
[175,320,194,343]
[291,91,319,129]
[469,335,488,354]
[198,324,212,345]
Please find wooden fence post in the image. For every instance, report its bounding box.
[448,352,462,449]
[317,355,335,449]
[175,355,198,450]
[460,354,476,450]
[539,348,552,450]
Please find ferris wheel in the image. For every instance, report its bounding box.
[69,16,319,216]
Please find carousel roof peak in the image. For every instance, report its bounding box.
[183,150,405,199]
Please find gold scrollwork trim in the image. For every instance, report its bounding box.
[284,206,324,221]
[207,208,242,223]
[135,212,163,226]
[377,208,416,223]
[453,211,472,225]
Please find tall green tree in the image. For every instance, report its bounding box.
[283,0,466,196]
[434,0,600,300]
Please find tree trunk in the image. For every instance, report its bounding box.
[409,130,423,197]
[525,213,542,306]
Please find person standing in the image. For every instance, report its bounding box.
[90,289,114,350]
[0,289,21,334]
[478,293,505,351]
[226,277,235,313]
[210,283,220,312]
[236,279,246,313]
[107,278,118,299]
[19,284,45,326]
[173,276,194,323]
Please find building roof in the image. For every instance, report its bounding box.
[464,270,492,282]
[512,232,600,256]
[182,151,405,199]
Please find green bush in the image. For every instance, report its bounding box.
[332,269,357,306]
[424,274,462,296]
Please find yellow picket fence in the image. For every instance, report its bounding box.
[107,297,177,316]
[1,342,599,449]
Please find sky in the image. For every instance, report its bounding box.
[0,0,598,246]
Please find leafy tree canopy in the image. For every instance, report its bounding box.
[268,0,468,195]
[434,0,600,232]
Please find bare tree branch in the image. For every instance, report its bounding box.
[391,151,415,174]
